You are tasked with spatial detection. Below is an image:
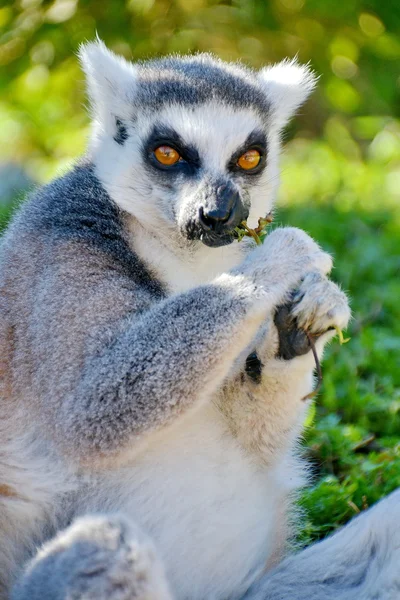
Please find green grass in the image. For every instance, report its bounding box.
[1,137,399,547]
[277,140,400,545]
[288,200,400,545]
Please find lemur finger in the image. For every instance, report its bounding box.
[291,272,351,334]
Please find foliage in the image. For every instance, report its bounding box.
[1,0,400,180]
[1,0,400,547]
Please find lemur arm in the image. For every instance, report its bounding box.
[56,266,268,459]
[27,247,261,460]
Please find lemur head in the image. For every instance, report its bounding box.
[80,40,316,248]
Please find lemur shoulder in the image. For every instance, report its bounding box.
[1,41,399,600]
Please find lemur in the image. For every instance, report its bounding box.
[1,41,399,600]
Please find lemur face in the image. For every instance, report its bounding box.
[139,103,268,248]
[81,42,316,248]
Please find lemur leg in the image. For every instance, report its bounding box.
[242,488,400,600]
[11,515,173,600]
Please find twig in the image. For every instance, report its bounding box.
[301,331,323,401]
[234,213,273,245]
[239,221,262,245]
[352,435,375,452]
[347,500,361,514]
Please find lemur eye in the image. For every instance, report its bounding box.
[154,146,181,166]
[237,149,261,171]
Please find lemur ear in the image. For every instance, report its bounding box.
[79,39,137,134]
[258,59,317,131]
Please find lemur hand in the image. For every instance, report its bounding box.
[275,271,351,360]
[237,227,333,297]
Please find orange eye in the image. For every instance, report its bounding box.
[154,146,180,166]
[237,149,261,171]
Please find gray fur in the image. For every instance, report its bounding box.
[133,54,271,116]
[243,489,400,600]
[8,161,164,295]
[114,118,129,145]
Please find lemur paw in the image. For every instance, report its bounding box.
[275,272,350,360]
[12,515,172,600]
[239,227,333,298]
[263,227,333,278]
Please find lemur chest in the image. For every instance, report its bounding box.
[129,222,244,294]
[87,403,287,600]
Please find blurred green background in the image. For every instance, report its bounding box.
[1,0,400,544]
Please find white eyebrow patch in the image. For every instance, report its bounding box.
[153,102,265,174]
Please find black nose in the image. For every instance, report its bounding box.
[199,185,245,233]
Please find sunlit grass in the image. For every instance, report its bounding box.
[278,141,400,545]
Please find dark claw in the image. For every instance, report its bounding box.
[274,303,311,360]
[245,351,263,384]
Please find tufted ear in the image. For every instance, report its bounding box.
[258,59,317,131]
[79,39,137,136]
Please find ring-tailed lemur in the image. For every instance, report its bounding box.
[1,41,399,600]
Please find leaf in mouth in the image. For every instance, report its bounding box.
[234,212,273,245]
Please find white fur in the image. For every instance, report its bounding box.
[79,39,138,139]
[90,99,283,298]
[258,59,317,131]
[80,402,302,600]
[3,400,304,600]
[80,42,316,146]
[0,408,78,593]
[126,216,245,293]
